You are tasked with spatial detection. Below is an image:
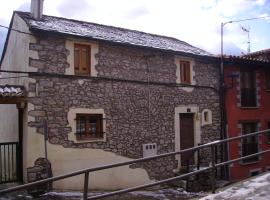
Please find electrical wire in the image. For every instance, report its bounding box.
[0,24,34,36]
[0,68,219,92]
[225,15,270,24]
[0,69,219,92]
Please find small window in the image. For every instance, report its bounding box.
[265,70,270,90]
[204,112,208,122]
[201,109,212,126]
[180,61,191,84]
[76,114,103,140]
[74,44,91,75]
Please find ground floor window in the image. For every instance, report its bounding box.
[242,122,259,163]
[76,114,103,140]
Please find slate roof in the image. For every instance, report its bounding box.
[0,85,25,97]
[16,11,212,57]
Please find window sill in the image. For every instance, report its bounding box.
[240,107,258,109]
[180,82,192,85]
[239,160,259,166]
[74,73,91,76]
[75,135,106,143]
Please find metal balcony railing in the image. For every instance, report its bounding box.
[0,129,270,200]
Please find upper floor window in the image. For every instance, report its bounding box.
[265,70,270,90]
[180,61,191,84]
[74,44,91,75]
[241,122,258,163]
[240,70,256,107]
[76,114,103,140]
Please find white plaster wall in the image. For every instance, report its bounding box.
[25,131,152,190]
[0,13,39,173]
[0,13,37,86]
[0,104,18,142]
[0,14,37,144]
[24,104,152,190]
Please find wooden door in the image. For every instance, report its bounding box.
[180,113,194,166]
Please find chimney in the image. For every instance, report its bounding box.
[31,0,44,20]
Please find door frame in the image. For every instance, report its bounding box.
[174,106,201,170]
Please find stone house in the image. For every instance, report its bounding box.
[0,1,221,190]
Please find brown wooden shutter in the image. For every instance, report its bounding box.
[180,61,185,83]
[180,61,191,84]
[74,46,79,73]
[74,44,91,75]
[185,62,191,84]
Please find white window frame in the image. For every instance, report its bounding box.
[175,57,196,92]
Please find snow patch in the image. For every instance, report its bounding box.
[200,172,270,200]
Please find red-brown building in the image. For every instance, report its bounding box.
[224,51,270,181]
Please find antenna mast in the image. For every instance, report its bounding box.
[241,25,251,53]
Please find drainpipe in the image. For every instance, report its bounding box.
[220,23,229,180]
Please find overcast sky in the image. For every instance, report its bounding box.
[0,0,270,57]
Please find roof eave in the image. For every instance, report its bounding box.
[224,56,270,67]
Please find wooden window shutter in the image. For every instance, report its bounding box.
[180,62,185,83]
[74,46,80,73]
[180,61,191,84]
[185,62,191,83]
[74,44,91,75]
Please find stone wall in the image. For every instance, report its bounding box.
[27,35,221,180]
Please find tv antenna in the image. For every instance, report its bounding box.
[240,25,250,53]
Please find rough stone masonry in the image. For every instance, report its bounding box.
[27,35,221,180]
